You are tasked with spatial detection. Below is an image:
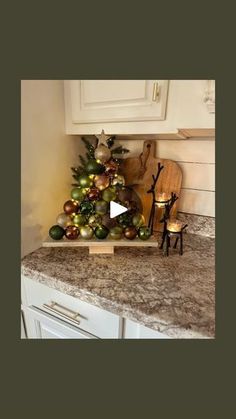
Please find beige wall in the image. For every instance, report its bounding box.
[21,80,81,257]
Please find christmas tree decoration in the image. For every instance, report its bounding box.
[87,187,100,201]
[85,159,104,175]
[49,225,65,240]
[73,213,87,226]
[65,225,79,240]
[109,226,123,240]
[71,187,86,201]
[94,225,109,239]
[138,226,151,240]
[132,213,145,228]
[56,213,73,229]
[124,226,137,240]
[94,143,111,163]
[80,225,94,239]
[47,132,156,253]
[102,186,117,202]
[80,201,94,215]
[95,200,108,216]
[63,200,79,215]
[94,174,110,191]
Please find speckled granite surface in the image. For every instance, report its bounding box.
[21,233,215,339]
[178,213,215,238]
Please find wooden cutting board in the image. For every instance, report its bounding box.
[121,140,182,231]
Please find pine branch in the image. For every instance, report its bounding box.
[106,136,116,149]
[111,146,129,155]
[71,167,79,174]
[79,154,87,167]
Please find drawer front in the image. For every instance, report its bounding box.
[24,306,97,339]
[22,276,120,339]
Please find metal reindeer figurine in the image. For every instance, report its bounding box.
[147,163,187,256]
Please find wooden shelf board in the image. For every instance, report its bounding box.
[43,236,159,248]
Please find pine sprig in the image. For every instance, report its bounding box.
[111,146,129,155]
[106,136,116,149]
[79,154,87,167]
[81,137,95,158]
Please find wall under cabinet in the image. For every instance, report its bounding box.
[118,137,215,217]
[21,80,82,257]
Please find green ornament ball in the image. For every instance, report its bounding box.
[94,225,109,239]
[138,226,151,240]
[117,212,132,228]
[80,225,94,239]
[80,201,94,215]
[49,225,65,240]
[78,174,93,188]
[102,187,117,202]
[85,159,104,175]
[132,213,145,228]
[109,226,123,240]
[73,213,87,226]
[95,200,108,216]
[71,187,86,201]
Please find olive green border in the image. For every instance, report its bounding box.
[1,1,235,416]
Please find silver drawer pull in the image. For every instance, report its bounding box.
[43,301,81,325]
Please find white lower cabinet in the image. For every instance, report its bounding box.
[123,319,171,339]
[22,276,171,339]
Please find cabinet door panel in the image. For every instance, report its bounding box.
[66,80,169,124]
[24,306,97,339]
[124,319,171,339]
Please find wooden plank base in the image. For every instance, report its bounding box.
[43,236,159,255]
[89,246,114,255]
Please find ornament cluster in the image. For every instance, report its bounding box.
[49,135,151,242]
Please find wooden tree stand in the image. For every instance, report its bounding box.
[43,236,159,255]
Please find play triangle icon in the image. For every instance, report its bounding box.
[110,201,128,218]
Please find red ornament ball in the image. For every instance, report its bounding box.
[104,160,118,176]
[65,225,79,240]
[124,226,137,240]
[63,200,79,215]
[87,187,100,201]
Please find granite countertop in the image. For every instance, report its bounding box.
[21,232,215,339]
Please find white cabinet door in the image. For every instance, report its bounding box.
[24,306,97,339]
[65,80,168,127]
[123,319,171,339]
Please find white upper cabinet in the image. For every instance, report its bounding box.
[64,80,215,135]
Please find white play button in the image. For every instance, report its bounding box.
[110,201,128,218]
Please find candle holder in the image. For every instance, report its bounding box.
[147,162,188,256]
[162,222,188,256]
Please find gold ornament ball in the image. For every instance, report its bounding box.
[112,175,125,187]
[94,144,111,163]
[56,213,73,229]
[94,174,110,191]
[80,225,94,239]
[88,214,102,228]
